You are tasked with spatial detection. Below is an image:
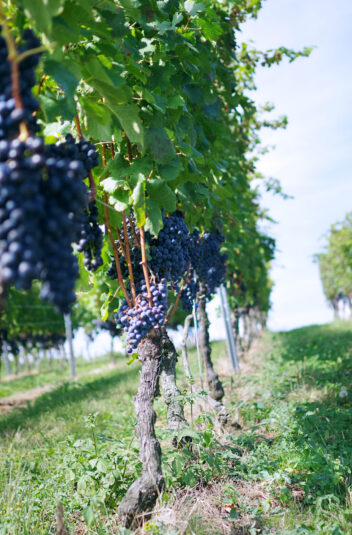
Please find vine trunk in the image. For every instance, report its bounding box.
[196,281,224,401]
[118,332,164,528]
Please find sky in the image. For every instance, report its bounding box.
[238,0,352,331]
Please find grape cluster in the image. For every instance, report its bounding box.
[197,232,227,297]
[115,280,167,353]
[180,277,199,312]
[38,143,89,311]
[0,29,101,312]
[0,138,45,290]
[148,212,190,286]
[43,134,102,276]
[77,201,103,271]
[112,213,193,352]
[179,231,227,311]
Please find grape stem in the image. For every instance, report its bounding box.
[102,145,132,307]
[115,223,137,306]
[74,114,97,201]
[139,227,153,307]
[225,214,237,226]
[122,212,137,305]
[37,74,47,96]
[128,215,141,248]
[121,137,137,304]
[16,45,47,63]
[115,228,127,258]
[103,193,132,307]
[166,264,191,324]
[0,5,29,140]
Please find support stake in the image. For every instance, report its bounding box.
[64,313,76,379]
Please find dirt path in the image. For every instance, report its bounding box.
[0,384,54,413]
[0,368,39,382]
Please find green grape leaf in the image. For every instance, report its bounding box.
[146,128,176,164]
[107,104,144,146]
[147,179,177,212]
[145,199,163,236]
[44,60,78,98]
[184,1,205,16]
[19,0,65,33]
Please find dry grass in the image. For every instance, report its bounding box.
[138,479,276,535]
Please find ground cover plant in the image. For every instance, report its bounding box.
[1,324,352,534]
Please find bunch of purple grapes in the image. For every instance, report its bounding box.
[38,143,90,311]
[180,276,199,312]
[115,279,167,353]
[0,138,45,290]
[45,134,102,275]
[148,212,190,286]
[196,232,227,298]
[77,201,103,271]
[112,212,193,352]
[0,30,101,313]
[179,231,227,311]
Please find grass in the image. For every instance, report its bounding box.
[228,321,352,535]
[0,325,352,534]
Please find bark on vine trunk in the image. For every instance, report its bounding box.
[232,307,242,357]
[160,328,187,432]
[196,282,224,401]
[181,314,228,424]
[118,331,164,528]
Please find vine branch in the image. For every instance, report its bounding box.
[128,215,141,247]
[139,227,153,307]
[104,193,132,307]
[115,228,127,259]
[167,264,191,323]
[123,212,137,305]
[102,145,131,307]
